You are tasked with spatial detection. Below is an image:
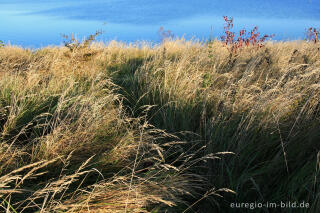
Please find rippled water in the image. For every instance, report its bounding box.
[1,0,319,47]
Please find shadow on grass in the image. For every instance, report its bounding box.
[108,55,320,212]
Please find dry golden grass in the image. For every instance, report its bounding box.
[0,39,319,212]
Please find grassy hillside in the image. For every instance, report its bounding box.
[0,39,319,212]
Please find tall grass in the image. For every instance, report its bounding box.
[0,38,319,212]
[107,39,320,212]
[0,44,216,212]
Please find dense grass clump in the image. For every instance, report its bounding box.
[0,39,319,212]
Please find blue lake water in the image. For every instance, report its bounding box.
[1,0,320,48]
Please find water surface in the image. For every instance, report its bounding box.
[1,0,320,47]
